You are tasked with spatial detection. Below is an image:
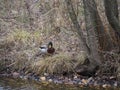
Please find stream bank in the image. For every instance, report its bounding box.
[0,77,120,90]
[0,70,120,89]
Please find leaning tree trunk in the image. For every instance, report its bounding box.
[65,0,101,66]
[84,0,113,52]
[83,0,102,65]
[104,0,120,38]
[65,0,90,55]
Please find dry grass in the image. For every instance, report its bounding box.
[0,29,43,71]
[6,29,42,47]
[74,51,87,68]
[31,52,87,74]
[0,29,88,75]
[31,53,74,74]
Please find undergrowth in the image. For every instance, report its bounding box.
[0,29,42,72]
[30,52,87,74]
[1,29,119,78]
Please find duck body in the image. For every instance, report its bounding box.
[39,45,47,54]
[47,47,55,54]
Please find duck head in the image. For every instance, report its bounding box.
[48,42,53,48]
[47,42,55,54]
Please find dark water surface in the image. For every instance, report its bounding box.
[0,78,119,90]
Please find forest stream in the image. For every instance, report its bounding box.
[0,77,119,90]
[0,77,89,90]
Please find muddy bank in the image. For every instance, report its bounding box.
[0,70,120,89]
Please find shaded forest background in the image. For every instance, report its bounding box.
[0,0,120,78]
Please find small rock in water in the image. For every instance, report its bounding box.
[44,73,49,76]
[78,81,82,85]
[66,81,74,85]
[102,84,111,88]
[114,81,118,87]
[40,76,46,81]
[74,75,78,79]
[87,77,93,83]
[53,79,63,84]
[81,79,87,85]
[48,79,53,82]
[102,84,107,88]
[20,75,24,79]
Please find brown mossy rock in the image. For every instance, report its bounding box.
[75,58,99,77]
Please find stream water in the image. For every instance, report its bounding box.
[0,78,119,90]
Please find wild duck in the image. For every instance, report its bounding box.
[39,42,55,55]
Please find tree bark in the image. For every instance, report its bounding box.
[104,0,120,37]
[65,0,90,54]
[65,0,101,66]
[84,0,113,51]
[83,0,102,65]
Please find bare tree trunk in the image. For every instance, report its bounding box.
[85,0,113,51]
[65,0,90,54]
[65,0,102,66]
[112,0,119,19]
[83,0,102,65]
[104,0,120,37]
